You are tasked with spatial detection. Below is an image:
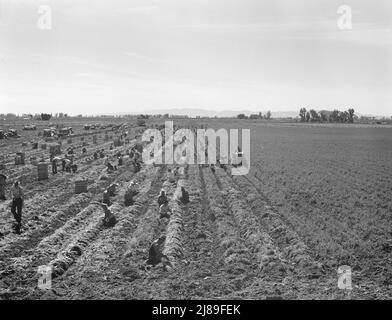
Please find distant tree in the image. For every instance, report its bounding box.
[41,113,52,121]
[348,108,355,123]
[320,112,328,122]
[258,112,263,119]
[264,111,272,120]
[237,113,247,119]
[299,108,307,122]
[305,111,311,122]
[329,109,339,122]
[249,114,259,119]
[338,111,348,123]
[310,109,320,122]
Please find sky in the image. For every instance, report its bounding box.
[0,0,391,116]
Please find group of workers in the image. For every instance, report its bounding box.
[104,147,141,174]
[146,185,189,267]
[51,156,78,174]
[0,131,138,235]
[157,187,189,219]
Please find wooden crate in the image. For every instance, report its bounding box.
[75,179,88,194]
[113,139,123,147]
[37,162,49,180]
[15,152,25,165]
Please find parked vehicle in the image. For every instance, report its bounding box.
[23,125,37,131]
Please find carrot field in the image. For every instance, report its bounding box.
[0,118,391,299]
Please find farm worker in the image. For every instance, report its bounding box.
[106,161,115,173]
[71,164,78,173]
[127,181,137,195]
[157,190,168,207]
[168,168,175,183]
[159,202,171,219]
[179,187,189,204]
[63,158,72,172]
[102,190,111,206]
[124,181,137,205]
[0,173,7,200]
[61,159,66,171]
[93,151,98,160]
[146,235,167,266]
[52,157,61,174]
[107,183,118,196]
[118,155,123,166]
[10,181,24,234]
[132,159,140,173]
[101,204,116,227]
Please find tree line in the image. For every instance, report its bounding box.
[237,111,272,120]
[299,108,355,123]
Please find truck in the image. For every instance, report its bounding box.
[23,125,37,131]
[58,127,73,138]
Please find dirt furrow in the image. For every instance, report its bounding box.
[0,159,134,256]
[0,140,137,232]
[232,172,324,275]
[32,165,167,299]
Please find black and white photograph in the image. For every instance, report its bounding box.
[0,0,391,306]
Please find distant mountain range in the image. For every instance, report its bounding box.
[118,108,299,118]
[116,108,389,119]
